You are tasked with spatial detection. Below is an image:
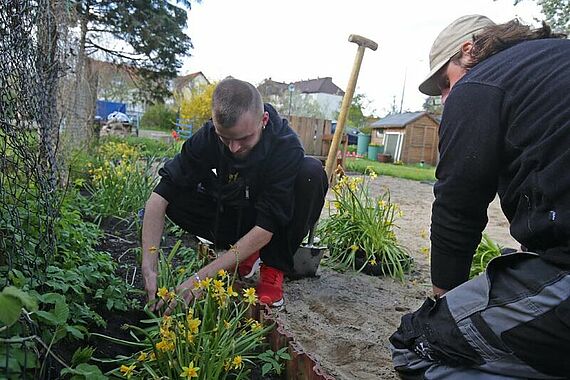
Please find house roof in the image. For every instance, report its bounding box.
[257,77,345,97]
[292,77,344,96]
[173,71,209,92]
[370,111,438,128]
[257,78,289,97]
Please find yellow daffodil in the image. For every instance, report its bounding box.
[186,332,195,343]
[231,355,243,369]
[187,318,201,334]
[227,285,238,298]
[223,320,232,329]
[369,258,377,266]
[136,352,148,362]
[199,277,212,289]
[217,269,228,278]
[249,320,263,332]
[119,363,136,378]
[369,170,378,179]
[350,244,359,253]
[180,362,199,378]
[243,288,257,305]
[213,279,224,291]
[157,287,169,299]
[155,339,175,352]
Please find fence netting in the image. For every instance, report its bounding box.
[0,0,79,378]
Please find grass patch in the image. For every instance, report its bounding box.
[345,157,436,182]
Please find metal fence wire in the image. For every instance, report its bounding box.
[1,0,70,378]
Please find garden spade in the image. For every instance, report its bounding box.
[291,34,378,278]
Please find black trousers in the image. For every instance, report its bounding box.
[165,157,328,273]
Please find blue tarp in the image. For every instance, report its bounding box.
[96,100,126,120]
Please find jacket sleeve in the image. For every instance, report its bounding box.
[154,127,212,203]
[254,135,304,233]
[431,83,505,290]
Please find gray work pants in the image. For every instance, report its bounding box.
[390,252,570,379]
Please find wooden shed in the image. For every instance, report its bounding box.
[369,112,440,166]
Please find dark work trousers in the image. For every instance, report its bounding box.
[164,157,328,274]
[390,252,570,379]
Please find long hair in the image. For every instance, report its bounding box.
[456,20,567,68]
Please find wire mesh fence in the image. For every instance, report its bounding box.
[0,1,92,378]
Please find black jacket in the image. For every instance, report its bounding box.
[431,39,570,290]
[154,104,304,234]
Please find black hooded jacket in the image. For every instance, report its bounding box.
[431,38,570,290]
[154,104,304,234]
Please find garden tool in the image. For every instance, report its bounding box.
[292,34,378,278]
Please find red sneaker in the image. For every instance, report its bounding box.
[257,264,284,307]
[238,250,261,279]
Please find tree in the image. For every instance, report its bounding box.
[178,82,217,128]
[346,93,372,130]
[514,0,570,32]
[423,96,443,117]
[74,0,194,102]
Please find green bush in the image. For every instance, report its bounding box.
[141,103,177,131]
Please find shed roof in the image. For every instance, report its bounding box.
[370,112,437,128]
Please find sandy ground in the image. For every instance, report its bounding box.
[273,175,518,380]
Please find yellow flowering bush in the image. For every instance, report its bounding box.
[111,242,272,379]
[318,168,412,279]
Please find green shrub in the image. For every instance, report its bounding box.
[141,103,177,131]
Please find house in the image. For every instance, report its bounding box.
[257,77,344,119]
[370,112,440,166]
[172,71,210,97]
[89,58,146,115]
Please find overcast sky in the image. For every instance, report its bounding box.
[180,0,543,116]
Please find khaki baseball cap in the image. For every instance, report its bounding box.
[419,15,495,96]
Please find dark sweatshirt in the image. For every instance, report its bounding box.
[154,104,304,234]
[431,38,570,290]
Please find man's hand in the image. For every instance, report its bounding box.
[433,285,448,298]
[157,276,202,316]
[143,269,158,310]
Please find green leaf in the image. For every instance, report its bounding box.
[262,362,273,376]
[2,286,38,311]
[71,346,96,367]
[61,363,107,380]
[66,325,85,340]
[0,293,22,326]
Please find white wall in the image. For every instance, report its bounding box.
[306,93,342,119]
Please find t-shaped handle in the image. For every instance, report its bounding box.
[348,34,378,51]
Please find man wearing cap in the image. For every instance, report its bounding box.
[390,15,570,379]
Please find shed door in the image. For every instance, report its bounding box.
[384,132,404,161]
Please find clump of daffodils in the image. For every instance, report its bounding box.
[115,262,271,379]
[318,167,412,279]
